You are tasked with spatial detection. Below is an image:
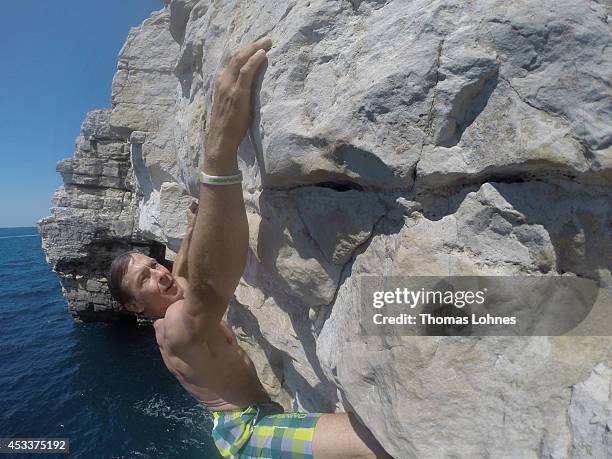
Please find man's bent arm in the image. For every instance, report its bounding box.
[184,37,272,333]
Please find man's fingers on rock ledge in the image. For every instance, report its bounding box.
[237,50,267,91]
[227,37,272,80]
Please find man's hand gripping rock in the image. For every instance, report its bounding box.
[205,37,273,165]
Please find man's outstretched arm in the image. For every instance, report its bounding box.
[171,203,198,280]
[183,37,272,336]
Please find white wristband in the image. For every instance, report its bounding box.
[198,170,243,186]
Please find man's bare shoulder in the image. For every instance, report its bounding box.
[155,300,195,351]
[156,298,224,352]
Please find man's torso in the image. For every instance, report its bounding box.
[154,300,269,411]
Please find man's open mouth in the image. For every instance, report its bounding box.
[165,279,174,293]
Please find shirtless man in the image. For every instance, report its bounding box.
[108,37,390,459]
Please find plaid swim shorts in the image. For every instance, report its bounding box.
[211,402,322,458]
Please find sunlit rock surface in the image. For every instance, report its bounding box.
[40,1,612,456]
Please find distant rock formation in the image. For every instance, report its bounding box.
[40,1,612,457]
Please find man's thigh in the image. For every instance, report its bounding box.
[312,413,389,459]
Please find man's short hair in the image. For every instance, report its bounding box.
[108,250,140,307]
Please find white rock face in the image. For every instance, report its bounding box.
[40,0,612,456]
[568,363,612,459]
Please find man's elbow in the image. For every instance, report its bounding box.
[181,285,232,338]
[193,268,241,298]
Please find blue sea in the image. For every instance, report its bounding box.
[0,227,222,458]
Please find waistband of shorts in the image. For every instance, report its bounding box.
[212,401,285,420]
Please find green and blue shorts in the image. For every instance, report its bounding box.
[211,402,322,459]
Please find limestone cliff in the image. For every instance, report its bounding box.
[40,1,612,457]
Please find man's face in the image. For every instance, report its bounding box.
[122,253,184,318]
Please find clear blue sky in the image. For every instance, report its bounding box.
[0,0,162,228]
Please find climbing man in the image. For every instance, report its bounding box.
[108,37,392,458]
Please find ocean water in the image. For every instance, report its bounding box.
[0,227,222,458]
